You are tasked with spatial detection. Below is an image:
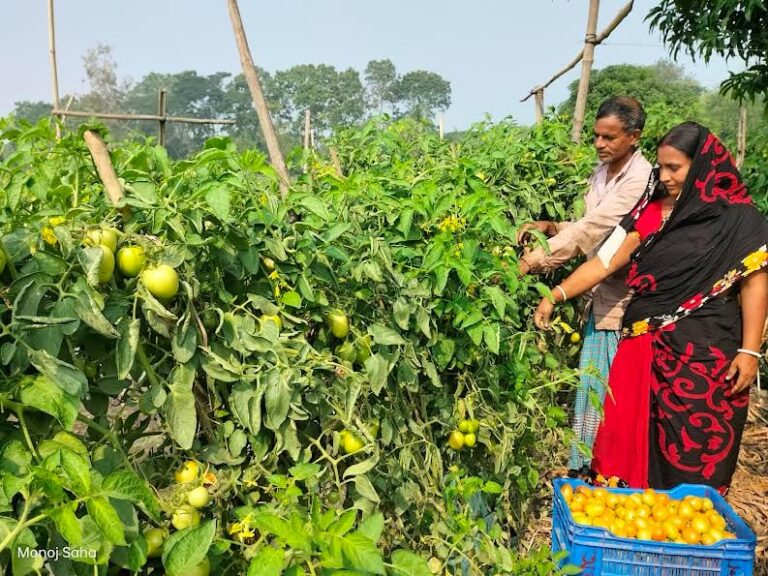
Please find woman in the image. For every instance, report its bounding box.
[534,122,768,491]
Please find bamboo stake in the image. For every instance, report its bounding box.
[226,0,290,196]
[83,130,124,207]
[158,89,168,146]
[736,105,747,169]
[47,0,61,139]
[571,0,601,142]
[52,109,235,125]
[534,90,545,123]
[438,113,445,140]
[304,109,311,150]
[329,147,344,178]
[521,1,633,103]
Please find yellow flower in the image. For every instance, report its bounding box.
[631,319,649,336]
[49,216,66,227]
[238,525,255,541]
[268,271,280,281]
[742,249,768,273]
[41,227,57,246]
[228,522,242,536]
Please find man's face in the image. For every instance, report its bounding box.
[593,116,640,167]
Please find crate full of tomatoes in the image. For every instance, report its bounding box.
[551,477,755,576]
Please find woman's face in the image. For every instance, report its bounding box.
[657,144,692,197]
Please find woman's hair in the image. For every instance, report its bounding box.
[658,122,702,159]
[595,96,646,133]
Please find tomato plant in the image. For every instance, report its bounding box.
[0,115,593,575]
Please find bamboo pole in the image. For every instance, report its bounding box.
[304,110,311,150]
[47,0,61,138]
[534,90,545,123]
[571,0,601,142]
[158,89,168,146]
[438,113,445,140]
[51,109,235,125]
[521,1,633,103]
[736,105,747,169]
[226,0,290,196]
[83,130,124,207]
[329,147,344,178]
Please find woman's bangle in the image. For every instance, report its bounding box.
[554,285,568,303]
[737,348,762,359]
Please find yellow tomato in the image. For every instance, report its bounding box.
[97,245,115,284]
[142,264,180,300]
[448,430,465,450]
[116,245,146,277]
[175,460,200,483]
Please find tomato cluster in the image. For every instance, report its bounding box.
[560,484,738,545]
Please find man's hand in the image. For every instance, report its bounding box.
[725,353,759,395]
[518,257,531,277]
[516,221,557,244]
[533,297,555,330]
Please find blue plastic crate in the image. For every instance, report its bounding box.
[551,477,756,576]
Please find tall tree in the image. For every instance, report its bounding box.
[392,71,451,122]
[11,101,53,124]
[647,0,768,103]
[364,59,398,115]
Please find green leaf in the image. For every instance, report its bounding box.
[534,281,553,301]
[264,370,291,431]
[165,364,197,450]
[296,195,331,220]
[162,520,216,576]
[205,184,231,222]
[415,307,431,338]
[19,375,79,430]
[281,290,302,308]
[353,475,380,503]
[247,546,284,576]
[363,354,389,396]
[288,462,321,481]
[343,455,378,478]
[339,533,385,574]
[252,513,311,551]
[322,222,353,243]
[357,512,384,543]
[86,496,126,545]
[116,318,141,380]
[390,550,433,576]
[229,381,265,435]
[368,324,405,346]
[433,338,455,370]
[28,349,87,397]
[172,316,197,363]
[393,298,410,330]
[297,274,315,302]
[484,285,507,319]
[50,506,83,545]
[102,470,161,521]
[73,293,120,338]
[61,450,91,496]
[78,246,105,287]
[483,323,500,355]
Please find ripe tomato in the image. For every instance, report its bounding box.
[116,246,146,277]
[327,309,350,339]
[175,461,200,483]
[143,527,167,558]
[142,264,179,300]
[570,332,581,344]
[187,486,211,509]
[340,430,364,454]
[448,430,465,450]
[171,505,201,530]
[97,245,115,284]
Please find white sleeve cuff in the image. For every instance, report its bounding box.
[597,226,628,270]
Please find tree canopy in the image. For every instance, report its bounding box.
[647,0,768,103]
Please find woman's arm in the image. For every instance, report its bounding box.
[726,269,768,395]
[533,231,640,330]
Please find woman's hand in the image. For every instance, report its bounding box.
[534,298,555,330]
[724,353,759,395]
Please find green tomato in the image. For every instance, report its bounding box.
[463,432,477,448]
[336,341,358,363]
[458,420,471,433]
[116,245,146,277]
[340,430,364,454]
[448,430,465,450]
[186,556,211,576]
[142,264,179,300]
[467,419,480,433]
[97,245,115,284]
[143,527,167,558]
[171,505,201,531]
[263,257,275,270]
[174,460,200,483]
[187,486,211,509]
[327,309,350,339]
[355,335,372,364]
[84,227,118,253]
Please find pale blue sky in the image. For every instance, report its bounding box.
[0,0,740,129]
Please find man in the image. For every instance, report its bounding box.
[517,96,652,476]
